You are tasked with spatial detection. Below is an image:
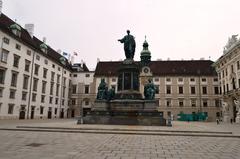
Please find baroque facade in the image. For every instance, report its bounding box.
[214,35,240,122]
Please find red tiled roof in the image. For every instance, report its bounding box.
[94,60,217,77]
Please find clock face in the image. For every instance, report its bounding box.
[143,68,149,73]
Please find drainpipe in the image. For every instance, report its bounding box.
[59,67,64,118]
[27,50,35,119]
[197,70,202,113]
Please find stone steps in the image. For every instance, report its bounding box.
[0,126,239,138]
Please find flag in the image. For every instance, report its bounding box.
[73,52,78,56]
[63,52,68,56]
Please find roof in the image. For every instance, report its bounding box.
[0,13,72,70]
[71,63,90,72]
[94,60,217,77]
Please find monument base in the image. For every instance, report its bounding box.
[236,114,240,123]
[80,99,166,126]
[83,111,166,126]
[223,113,230,123]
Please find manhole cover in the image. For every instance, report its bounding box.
[26,143,45,147]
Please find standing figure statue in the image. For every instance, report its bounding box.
[222,101,229,113]
[118,30,136,59]
[96,79,108,100]
[144,79,156,100]
[234,99,240,115]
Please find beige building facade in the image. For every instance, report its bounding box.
[214,35,240,122]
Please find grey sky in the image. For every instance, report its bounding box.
[3,0,240,69]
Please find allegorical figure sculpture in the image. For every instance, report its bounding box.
[144,79,156,100]
[96,79,108,100]
[107,87,115,101]
[118,30,136,59]
[222,101,229,113]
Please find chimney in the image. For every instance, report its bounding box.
[43,37,46,43]
[24,24,34,38]
[0,0,3,15]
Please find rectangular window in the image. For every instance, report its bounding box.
[42,81,47,93]
[9,89,16,99]
[166,78,171,82]
[215,99,220,107]
[62,99,65,105]
[179,99,184,107]
[213,78,218,82]
[72,99,76,105]
[52,64,55,68]
[23,75,29,89]
[214,87,219,94]
[11,71,18,87]
[1,49,9,63]
[49,97,53,104]
[32,93,37,102]
[0,69,6,84]
[203,100,208,107]
[32,78,38,91]
[85,101,89,105]
[8,104,14,114]
[72,85,77,94]
[15,44,21,50]
[22,91,27,101]
[85,85,89,94]
[57,74,60,84]
[191,99,196,107]
[55,108,57,115]
[13,54,20,67]
[0,87,3,97]
[56,84,60,96]
[73,74,77,77]
[55,98,58,104]
[166,99,171,107]
[51,72,55,81]
[231,65,234,73]
[178,86,183,94]
[202,86,207,94]
[44,59,48,65]
[62,87,66,97]
[41,95,45,103]
[190,78,195,82]
[166,85,171,94]
[85,74,90,77]
[43,68,48,78]
[34,64,40,75]
[3,37,10,44]
[36,55,40,61]
[25,60,31,72]
[63,77,66,86]
[40,106,44,114]
[237,61,240,70]
[50,82,54,95]
[27,50,31,56]
[178,78,183,82]
[201,78,207,82]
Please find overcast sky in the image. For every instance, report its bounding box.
[3,0,240,69]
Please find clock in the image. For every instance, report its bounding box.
[143,68,149,73]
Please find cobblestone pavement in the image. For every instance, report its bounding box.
[0,130,240,159]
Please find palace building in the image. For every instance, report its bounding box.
[214,35,240,122]
[0,12,221,121]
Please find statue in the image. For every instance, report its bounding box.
[118,30,136,59]
[96,79,108,100]
[107,87,115,101]
[222,101,229,113]
[144,79,156,100]
[234,99,240,114]
[224,34,239,51]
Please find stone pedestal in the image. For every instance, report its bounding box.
[223,112,230,123]
[236,113,240,123]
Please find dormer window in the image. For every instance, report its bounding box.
[40,43,48,53]
[9,24,21,37]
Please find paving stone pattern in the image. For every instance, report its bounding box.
[0,130,240,159]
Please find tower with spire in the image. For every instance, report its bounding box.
[140,36,151,66]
